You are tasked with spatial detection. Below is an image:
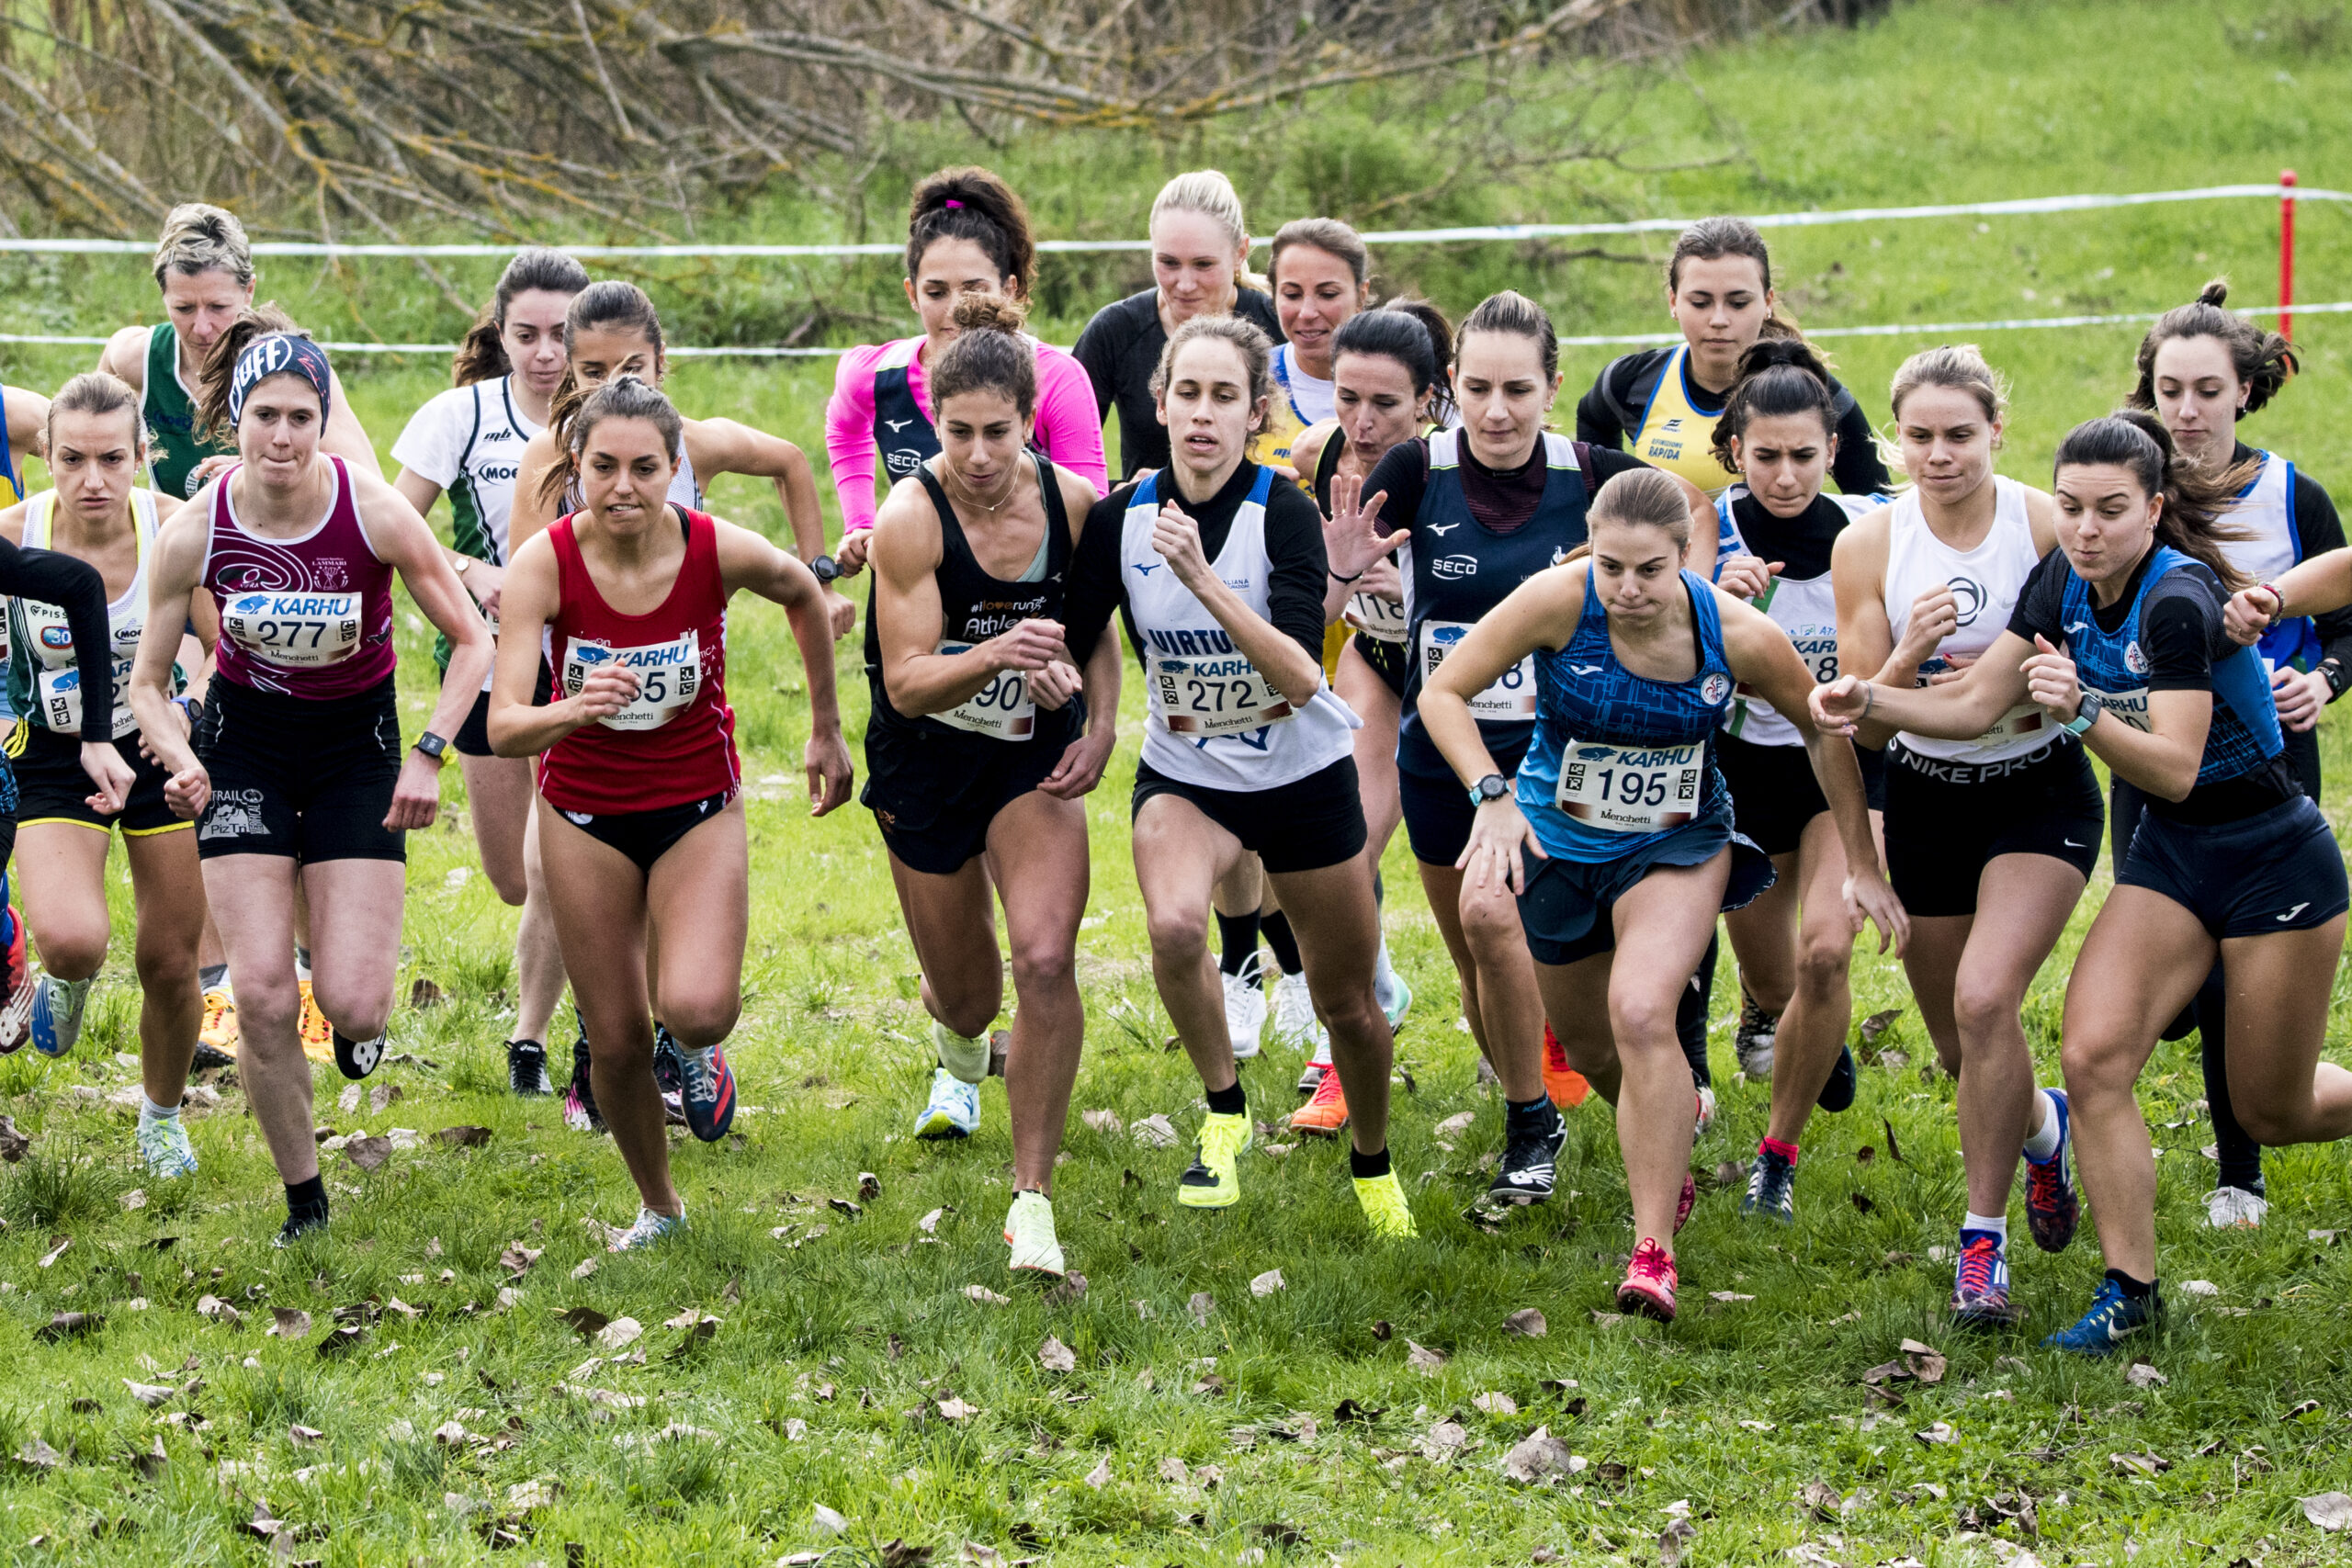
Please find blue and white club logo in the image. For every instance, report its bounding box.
[2124,640,2149,677]
[1701,672,1733,705]
[1576,745,1614,761]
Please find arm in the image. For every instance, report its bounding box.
[1071,307,1122,425]
[484,533,609,758]
[1813,628,2036,744]
[689,417,855,639]
[96,326,148,385]
[6,386,49,467]
[2016,633,2211,803]
[1035,347,1111,500]
[354,473,492,829]
[714,518,854,815]
[2,539,134,807]
[823,345,884,536]
[1573,365,1627,448]
[129,509,211,817]
[390,468,498,615]
[2276,477,2350,730]
[1829,513,1927,747]
[1036,466,1122,799]
[507,429,563,558]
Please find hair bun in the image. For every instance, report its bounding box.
[950,294,1028,336]
[2111,406,2175,457]
[2196,277,2232,309]
[1736,337,1830,381]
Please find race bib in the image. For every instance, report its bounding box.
[1344,591,1408,645]
[561,631,700,731]
[932,640,1035,739]
[1554,738,1707,832]
[2083,683,2151,733]
[36,660,138,739]
[221,591,361,668]
[1419,620,1536,720]
[1917,658,2049,744]
[1150,649,1293,738]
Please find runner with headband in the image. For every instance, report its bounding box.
[2120,280,2352,1231]
[391,247,590,1099]
[1811,345,2086,1326]
[1062,314,1416,1239]
[490,374,853,1251]
[1423,466,1902,1321]
[128,319,492,1246]
[827,167,1105,578]
[862,297,1119,1274]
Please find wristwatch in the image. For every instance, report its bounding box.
[413,729,451,763]
[2059,692,2102,738]
[1467,773,1511,807]
[2320,657,2347,702]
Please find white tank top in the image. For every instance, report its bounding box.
[1719,488,1889,750]
[1121,469,1358,790]
[1882,474,2053,763]
[2219,450,2295,583]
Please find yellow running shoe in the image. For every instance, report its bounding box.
[298,980,334,1064]
[198,987,240,1061]
[1176,1111,1252,1209]
[1354,1169,1418,1239]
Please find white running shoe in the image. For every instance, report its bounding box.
[1004,1190,1066,1277]
[2205,1185,2268,1230]
[137,1112,198,1179]
[1223,960,1267,1061]
[1269,971,1325,1053]
[30,975,94,1058]
[608,1206,686,1252]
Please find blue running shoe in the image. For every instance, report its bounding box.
[29,975,93,1059]
[1949,1231,2021,1327]
[2041,1276,2159,1356]
[913,1066,980,1140]
[1741,1145,1796,1225]
[652,1024,684,1097]
[608,1206,686,1252]
[1815,1043,1857,1112]
[2024,1089,2080,1253]
[678,1041,736,1143]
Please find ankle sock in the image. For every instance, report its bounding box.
[1216,911,1261,977]
[1505,1094,1555,1135]
[1349,1145,1391,1180]
[284,1173,328,1219]
[1204,1081,1246,1117]
[1760,1136,1799,1167]
[2022,1088,2064,1162]
[140,1096,181,1122]
[2105,1267,2156,1303]
[1261,911,1303,977]
[1961,1211,2007,1245]
[200,964,229,993]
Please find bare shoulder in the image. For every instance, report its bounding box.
[98,325,152,386]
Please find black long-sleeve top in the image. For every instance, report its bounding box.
[2,536,114,742]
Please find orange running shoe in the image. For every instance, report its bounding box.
[1289,1059,1349,1135]
[1542,1022,1590,1109]
[199,987,240,1060]
[298,979,334,1064]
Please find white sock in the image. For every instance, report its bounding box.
[140,1096,180,1122]
[1962,1211,2007,1242]
[2021,1088,2063,1162]
[1373,940,1399,1011]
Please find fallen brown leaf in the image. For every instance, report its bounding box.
[1503,1308,1548,1337]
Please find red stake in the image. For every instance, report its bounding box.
[2279,169,2298,341]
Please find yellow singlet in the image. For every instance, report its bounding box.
[1628,344,1743,497]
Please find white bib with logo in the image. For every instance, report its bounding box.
[1419,619,1536,719]
[933,640,1036,739]
[221,591,362,668]
[561,630,700,730]
[17,490,171,737]
[1552,738,1709,832]
[1344,590,1408,645]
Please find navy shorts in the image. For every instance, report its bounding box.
[1399,736,1532,868]
[2117,794,2348,939]
[1716,730,1887,859]
[1883,739,2101,918]
[1132,755,1365,874]
[1514,809,1776,967]
[1350,633,1409,700]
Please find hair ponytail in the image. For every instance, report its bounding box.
[1710,337,1838,470]
[537,374,683,513]
[451,247,593,387]
[2127,278,2298,420]
[932,295,1037,417]
[906,167,1037,299]
[2052,410,2256,589]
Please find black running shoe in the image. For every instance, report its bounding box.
[274,1202,330,1249]
[333,1029,384,1080]
[507,1038,552,1097]
[653,1023,684,1096]
[191,1041,235,1072]
[563,1036,605,1133]
[1488,1102,1566,1205]
[1815,1043,1857,1112]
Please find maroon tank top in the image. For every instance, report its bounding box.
[205,456,398,698]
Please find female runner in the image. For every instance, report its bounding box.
[826,167,1106,575]
[1073,170,1283,481]
[7,377,215,1172]
[1577,216,1894,1085]
[1281,300,1456,1127]
[1061,315,1415,1238]
[1706,341,1897,1219]
[1425,467,1902,1320]
[508,280,845,1126]
[1821,412,2346,1352]
[391,247,590,1098]
[1813,345,2086,1325]
[2121,281,2352,1229]
[488,375,853,1251]
[1325,291,1715,1198]
[128,321,492,1246]
[863,298,1120,1276]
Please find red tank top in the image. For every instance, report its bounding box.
[537,505,738,815]
[205,456,398,698]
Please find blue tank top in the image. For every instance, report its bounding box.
[2061,544,2283,788]
[1398,430,1589,778]
[1517,567,1737,863]
[873,344,942,485]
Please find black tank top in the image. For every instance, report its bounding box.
[863,453,1079,749]
[1311,428,1346,516]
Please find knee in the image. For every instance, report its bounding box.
[1313,984,1383,1045]
[132,940,198,997]
[2229,1100,2296,1147]
[34,929,107,983]
[1610,989,1676,1049]
[2057,1029,2137,1100]
[1459,887,1525,958]
[234,982,301,1049]
[1145,905,1208,964]
[1793,935,1850,999]
[662,992,741,1050]
[1951,982,2020,1047]
[321,988,392,1043]
[1008,942,1075,999]
[485,864,527,908]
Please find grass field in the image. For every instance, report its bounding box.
[6,1,2352,1562]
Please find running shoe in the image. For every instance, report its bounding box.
[563,1036,605,1134]
[1268,971,1326,1054]
[913,1066,980,1140]
[298,980,334,1065]
[1176,1110,1252,1209]
[1735,989,1779,1079]
[607,1206,685,1253]
[333,1029,384,1080]
[2205,1185,2269,1230]
[1355,1169,1418,1239]
[0,914,33,1055]
[678,1041,736,1142]
[1379,964,1414,1032]
[2022,1088,2080,1253]
[275,1203,329,1249]
[2041,1276,2159,1356]
[1694,1084,1719,1138]
[1815,1043,1857,1112]
[1289,1061,1348,1135]
[1741,1146,1796,1225]
[1541,1023,1591,1109]
[1616,1237,1678,1322]
[1296,1035,1332,1094]
[136,1113,199,1179]
[1676,1172,1697,1234]
[1003,1190,1065,1277]
[652,1024,684,1098]
[198,986,240,1059]
[29,975,94,1058]
[507,1038,553,1097]
[192,1039,234,1072]
[933,1019,992,1085]
[1489,1101,1566,1205]
[1223,958,1267,1061]
[1949,1232,2022,1327]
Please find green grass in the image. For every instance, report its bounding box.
[5,1,2352,1562]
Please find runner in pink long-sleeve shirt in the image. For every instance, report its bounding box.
[827,167,1106,573]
